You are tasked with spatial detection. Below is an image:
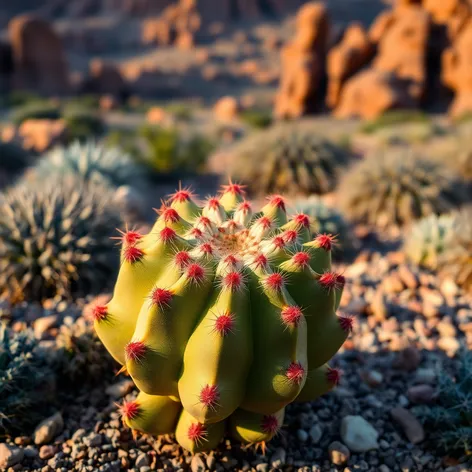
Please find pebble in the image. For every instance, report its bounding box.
[39,445,56,460]
[34,412,64,445]
[407,384,436,404]
[255,463,269,472]
[390,407,425,444]
[0,443,24,469]
[365,370,383,387]
[328,441,350,465]
[191,454,205,472]
[105,380,134,399]
[397,346,421,371]
[340,416,379,452]
[33,315,58,338]
[309,425,323,444]
[414,368,436,385]
[270,448,286,468]
[297,429,308,442]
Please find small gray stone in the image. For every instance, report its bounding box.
[0,443,24,469]
[270,448,286,468]
[33,315,58,339]
[365,370,383,387]
[328,441,350,465]
[297,429,309,442]
[414,368,436,385]
[135,453,150,468]
[407,384,435,404]
[340,416,379,452]
[105,380,134,399]
[34,412,64,445]
[309,425,322,443]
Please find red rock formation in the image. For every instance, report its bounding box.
[8,15,70,95]
[326,23,373,109]
[82,59,127,97]
[274,2,330,119]
[443,18,472,117]
[335,5,429,118]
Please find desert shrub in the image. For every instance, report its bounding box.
[107,125,213,176]
[240,109,273,129]
[11,102,61,126]
[360,110,430,134]
[63,107,106,142]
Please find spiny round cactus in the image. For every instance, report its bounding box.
[338,152,468,228]
[291,195,358,261]
[439,207,472,294]
[0,176,122,303]
[0,326,56,435]
[403,213,459,270]
[227,126,351,197]
[33,140,145,189]
[94,183,352,453]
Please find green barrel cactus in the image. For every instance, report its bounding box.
[227,125,351,197]
[403,213,459,270]
[95,183,352,452]
[291,196,358,261]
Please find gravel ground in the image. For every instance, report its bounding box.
[1,230,471,472]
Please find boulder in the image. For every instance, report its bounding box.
[326,23,373,108]
[335,69,414,119]
[18,119,68,153]
[373,6,430,101]
[8,15,70,95]
[274,2,330,118]
[213,96,240,121]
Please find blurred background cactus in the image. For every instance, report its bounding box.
[95,186,350,452]
[33,141,145,190]
[0,176,121,303]
[338,152,468,229]
[291,195,358,261]
[438,207,472,295]
[0,326,56,435]
[403,213,458,270]
[227,125,351,197]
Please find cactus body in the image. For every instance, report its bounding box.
[96,184,351,452]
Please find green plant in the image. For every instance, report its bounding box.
[291,196,358,261]
[7,90,44,108]
[416,351,472,463]
[11,102,61,126]
[165,103,194,122]
[33,140,145,189]
[53,317,115,385]
[240,109,273,129]
[0,176,121,303]
[0,325,56,435]
[107,126,212,175]
[63,107,106,142]
[338,152,467,228]
[360,110,430,134]
[95,184,351,452]
[439,207,472,294]
[228,125,351,197]
[403,213,458,270]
